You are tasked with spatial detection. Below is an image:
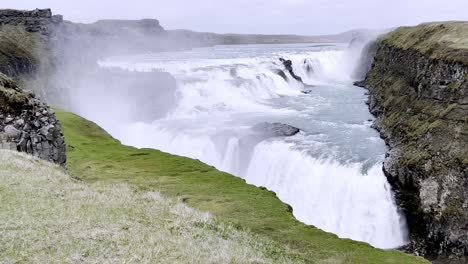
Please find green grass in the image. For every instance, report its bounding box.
[56,111,429,264]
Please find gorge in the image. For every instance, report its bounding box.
[0,8,466,264]
[96,42,408,250]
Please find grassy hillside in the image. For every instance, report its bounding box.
[54,111,429,263]
[0,150,289,263]
[381,21,468,65]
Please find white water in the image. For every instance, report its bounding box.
[96,43,408,249]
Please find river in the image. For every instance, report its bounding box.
[97,42,408,249]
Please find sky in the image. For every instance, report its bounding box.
[3,0,468,35]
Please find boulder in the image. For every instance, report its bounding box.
[253,122,300,137]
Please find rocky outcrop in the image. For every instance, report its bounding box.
[279,58,303,82]
[0,9,61,80]
[0,73,65,164]
[253,122,300,137]
[0,9,63,35]
[0,9,66,165]
[363,22,468,263]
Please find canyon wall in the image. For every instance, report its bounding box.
[364,22,468,263]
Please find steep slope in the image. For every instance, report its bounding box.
[0,8,430,263]
[56,111,428,264]
[0,11,66,164]
[363,22,468,263]
[0,71,65,164]
[0,150,289,263]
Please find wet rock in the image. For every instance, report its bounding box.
[353,80,366,88]
[304,59,314,74]
[253,122,300,137]
[301,89,314,94]
[275,70,288,81]
[279,58,303,82]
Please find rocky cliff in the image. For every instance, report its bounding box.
[363,22,468,263]
[0,9,66,164]
[0,9,63,35]
[0,73,65,164]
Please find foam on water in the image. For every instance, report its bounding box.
[98,43,408,249]
[245,140,407,249]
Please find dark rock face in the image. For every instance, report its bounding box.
[0,9,62,35]
[0,73,66,165]
[353,80,366,88]
[279,58,303,82]
[253,122,300,137]
[365,40,468,263]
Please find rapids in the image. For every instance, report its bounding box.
[96,42,408,249]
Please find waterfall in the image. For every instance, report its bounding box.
[96,43,408,249]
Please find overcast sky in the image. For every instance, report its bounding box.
[3,0,468,35]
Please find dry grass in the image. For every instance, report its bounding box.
[0,150,290,264]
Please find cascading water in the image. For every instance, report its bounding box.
[96,42,408,249]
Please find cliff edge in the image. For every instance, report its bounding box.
[0,9,66,164]
[364,22,468,263]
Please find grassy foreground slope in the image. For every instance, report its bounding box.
[55,111,428,264]
[0,150,290,263]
